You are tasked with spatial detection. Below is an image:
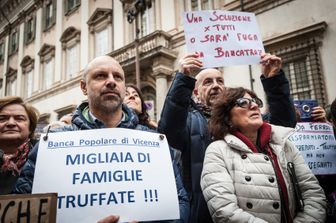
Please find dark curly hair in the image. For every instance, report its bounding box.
[331,98,336,123]
[209,87,259,140]
[125,84,151,127]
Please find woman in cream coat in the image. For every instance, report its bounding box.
[201,87,326,223]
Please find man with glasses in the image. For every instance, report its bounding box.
[158,53,296,223]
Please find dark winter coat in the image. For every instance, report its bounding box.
[14,102,190,223]
[158,70,296,223]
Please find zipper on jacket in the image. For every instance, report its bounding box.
[287,162,304,212]
[268,150,291,223]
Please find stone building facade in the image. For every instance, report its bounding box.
[0,0,335,131]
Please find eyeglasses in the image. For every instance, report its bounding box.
[236,97,263,108]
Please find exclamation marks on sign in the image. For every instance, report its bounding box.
[144,189,158,202]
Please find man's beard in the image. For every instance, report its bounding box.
[90,94,123,114]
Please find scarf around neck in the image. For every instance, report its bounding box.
[195,102,212,118]
[231,122,271,153]
[1,139,32,176]
[231,122,293,223]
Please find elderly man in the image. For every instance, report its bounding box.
[158,53,296,223]
[14,56,189,223]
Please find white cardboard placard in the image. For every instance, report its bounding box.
[32,128,179,223]
[183,10,265,67]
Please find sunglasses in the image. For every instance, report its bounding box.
[236,97,263,108]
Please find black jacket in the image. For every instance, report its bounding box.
[158,70,296,223]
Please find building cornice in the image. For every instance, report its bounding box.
[87,8,112,26]
[26,72,83,104]
[264,21,328,48]
[223,0,293,15]
[20,55,34,67]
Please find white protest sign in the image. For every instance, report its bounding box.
[32,128,179,223]
[288,122,336,175]
[183,10,265,67]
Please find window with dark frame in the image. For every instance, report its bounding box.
[9,30,19,55]
[265,23,327,108]
[25,16,36,44]
[278,41,327,107]
[65,0,80,15]
[191,0,211,11]
[43,0,56,31]
[0,42,4,63]
[139,1,153,38]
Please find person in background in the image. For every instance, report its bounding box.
[124,84,157,129]
[311,106,328,122]
[14,55,189,223]
[328,98,336,129]
[201,87,326,223]
[42,113,73,132]
[124,84,184,179]
[158,52,296,222]
[0,96,39,195]
[296,105,327,122]
[59,113,73,125]
[304,98,336,223]
[326,98,336,222]
[325,104,332,122]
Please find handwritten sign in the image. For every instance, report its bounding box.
[289,122,336,175]
[0,193,57,223]
[183,10,265,67]
[32,128,179,223]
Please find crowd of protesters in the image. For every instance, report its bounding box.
[0,52,335,223]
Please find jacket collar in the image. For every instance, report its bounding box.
[224,124,295,153]
[72,102,140,130]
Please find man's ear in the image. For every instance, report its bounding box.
[80,80,87,95]
[193,88,198,96]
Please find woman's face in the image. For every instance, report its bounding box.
[0,104,30,148]
[124,87,142,114]
[230,93,263,134]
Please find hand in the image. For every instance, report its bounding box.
[311,106,327,122]
[97,215,138,223]
[260,53,282,78]
[97,215,120,223]
[178,53,203,76]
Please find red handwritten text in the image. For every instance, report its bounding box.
[186,13,203,23]
[212,24,235,31]
[209,11,251,22]
[214,48,262,58]
[237,33,258,41]
[200,34,228,43]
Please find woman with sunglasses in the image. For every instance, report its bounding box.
[200,87,326,223]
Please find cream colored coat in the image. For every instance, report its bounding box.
[201,125,326,223]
